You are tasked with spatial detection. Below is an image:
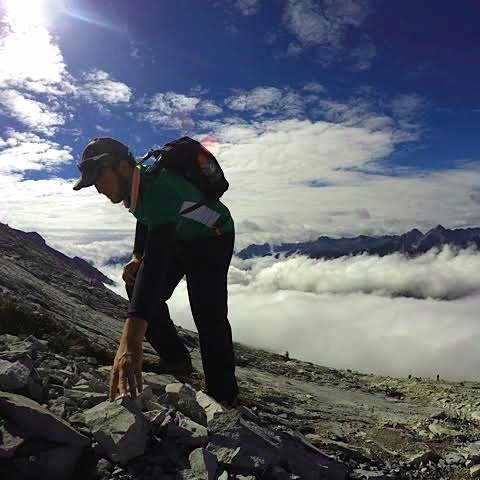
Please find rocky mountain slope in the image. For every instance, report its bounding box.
[237,225,480,260]
[0,222,113,285]
[1,223,480,479]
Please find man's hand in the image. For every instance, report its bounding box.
[109,317,147,401]
[122,256,141,285]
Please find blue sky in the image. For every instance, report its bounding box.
[2,0,480,379]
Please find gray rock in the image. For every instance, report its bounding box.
[162,437,190,469]
[164,382,207,426]
[15,335,48,353]
[175,411,209,448]
[0,419,24,458]
[275,429,349,480]
[428,421,462,437]
[33,443,85,480]
[26,377,44,403]
[63,388,107,408]
[460,441,480,463]
[71,384,91,392]
[48,396,68,418]
[408,450,439,466]
[444,452,465,465]
[144,404,171,424]
[0,349,33,366]
[471,411,480,423]
[188,448,218,480]
[206,409,280,476]
[176,469,198,480]
[96,458,114,477]
[83,397,150,464]
[470,464,480,478]
[306,436,373,463]
[196,390,227,424]
[351,470,395,479]
[132,385,154,411]
[0,359,31,390]
[0,391,90,447]
[143,372,177,393]
[0,333,20,344]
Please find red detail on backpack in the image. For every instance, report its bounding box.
[197,153,208,165]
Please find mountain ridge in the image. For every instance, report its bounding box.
[238,225,480,260]
[0,221,113,285]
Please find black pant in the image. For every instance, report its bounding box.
[125,232,239,404]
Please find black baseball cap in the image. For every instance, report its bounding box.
[73,137,134,191]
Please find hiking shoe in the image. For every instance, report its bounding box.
[155,356,194,376]
[219,395,239,410]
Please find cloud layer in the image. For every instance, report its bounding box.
[98,245,480,382]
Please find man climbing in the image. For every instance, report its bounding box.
[72,137,239,408]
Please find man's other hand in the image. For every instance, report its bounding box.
[122,257,141,285]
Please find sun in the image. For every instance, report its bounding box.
[4,0,63,27]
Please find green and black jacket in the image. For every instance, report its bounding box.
[125,163,234,320]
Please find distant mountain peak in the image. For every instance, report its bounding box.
[237,225,480,260]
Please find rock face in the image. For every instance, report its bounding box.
[3,223,113,285]
[0,221,195,356]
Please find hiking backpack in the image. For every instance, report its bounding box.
[138,136,229,201]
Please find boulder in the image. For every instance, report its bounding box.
[164,382,207,426]
[196,390,227,424]
[83,397,150,464]
[0,391,90,480]
[0,359,31,391]
[189,447,219,480]
[0,391,90,447]
[0,420,24,458]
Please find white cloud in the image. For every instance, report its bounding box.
[391,93,426,121]
[79,69,132,106]
[350,36,377,71]
[225,87,283,111]
[282,0,373,64]
[140,92,223,130]
[0,130,72,175]
[3,87,478,254]
[0,15,75,135]
[96,124,111,133]
[191,109,480,249]
[0,130,74,223]
[302,82,326,94]
[225,86,308,118]
[235,0,261,16]
[0,89,65,136]
[230,245,480,300]
[0,21,75,95]
[197,100,223,116]
[96,248,480,382]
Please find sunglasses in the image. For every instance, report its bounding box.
[79,154,119,174]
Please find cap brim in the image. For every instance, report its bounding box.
[72,171,97,191]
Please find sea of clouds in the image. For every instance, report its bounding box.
[98,245,480,383]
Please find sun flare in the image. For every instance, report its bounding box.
[4,0,62,27]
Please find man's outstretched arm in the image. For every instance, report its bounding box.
[109,223,177,400]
